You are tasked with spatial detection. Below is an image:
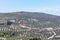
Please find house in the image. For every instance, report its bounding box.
[0,37,7,40]
[0,19,7,25]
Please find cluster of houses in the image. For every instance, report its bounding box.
[0,17,19,31]
[0,17,17,25]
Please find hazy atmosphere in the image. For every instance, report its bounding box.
[0,0,60,16]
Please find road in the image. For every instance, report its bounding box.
[48,31,56,39]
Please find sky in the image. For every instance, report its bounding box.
[0,0,60,16]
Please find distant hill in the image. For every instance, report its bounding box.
[0,11,60,28]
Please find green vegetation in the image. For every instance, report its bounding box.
[29,38,42,40]
[0,12,60,40]
[0,31,19,37]
[0,31,48,40]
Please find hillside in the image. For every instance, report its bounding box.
[0,11,60,40]
[0,11,60,28]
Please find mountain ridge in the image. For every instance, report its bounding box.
[0,11,60,28]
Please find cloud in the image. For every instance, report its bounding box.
[0,6,60,16]
[22,7,60,16]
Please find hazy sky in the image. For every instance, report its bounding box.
[0,0,60,16]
